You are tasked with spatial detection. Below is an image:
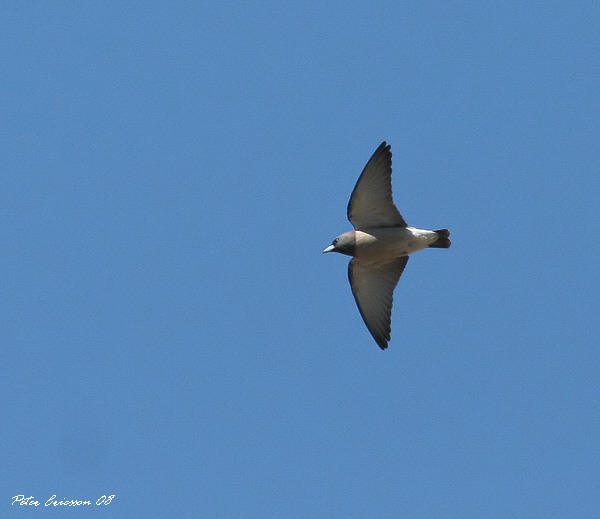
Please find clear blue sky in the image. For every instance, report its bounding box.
[3,2,599,518]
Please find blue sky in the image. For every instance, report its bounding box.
[3,2,599,517]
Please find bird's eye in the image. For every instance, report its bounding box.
[333,238,338,245]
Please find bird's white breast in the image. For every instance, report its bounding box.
[354,227,437,262]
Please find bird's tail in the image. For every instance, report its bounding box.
[429,229,451,248]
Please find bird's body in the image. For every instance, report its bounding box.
[335,227,440,262]
[323,142,450,350]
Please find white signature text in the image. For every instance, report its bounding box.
[11,494,115,507]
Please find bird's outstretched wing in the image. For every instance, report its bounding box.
[348,256,409,350]
[347,142,406,230]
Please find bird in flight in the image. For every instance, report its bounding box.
[323,142,451,350]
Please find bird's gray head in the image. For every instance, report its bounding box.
[323,231,356,256]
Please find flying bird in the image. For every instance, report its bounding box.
[323,141,451,350]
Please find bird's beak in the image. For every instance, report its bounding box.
[323,245,335,254]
